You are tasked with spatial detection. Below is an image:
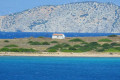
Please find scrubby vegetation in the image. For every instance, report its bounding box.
[47,42,101,52]
[69,38,84,42]
[108,35,118,37]
[62,43,71,47]
[47,44,62,50]
[38,36,44,38]
[28,41,50,45]
[51,41,58,43]
[98,38,112,42]
[69,47,77,50]
[4,44,18,47]
[0,48,37,52]
[47,43,71,52]
[0,37,120,53]
[42,42,50,45]
[4,40,9,43]
[28,41,41,45]
[96,43,120,52]
[48,49,57,52]
[110,43,120,46]
[73,45,81,48]
[47,40,120,52]
[105,47,120,52]
[102,43,112,49]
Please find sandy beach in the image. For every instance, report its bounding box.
[0,52,120,57]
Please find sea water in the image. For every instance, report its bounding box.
[0,56,120,80]
[0,32,120,39]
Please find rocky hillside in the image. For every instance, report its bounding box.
[0,2,120,33]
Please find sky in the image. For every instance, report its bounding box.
[0,0,120,16]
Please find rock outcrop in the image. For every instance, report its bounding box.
[0,2,120,33]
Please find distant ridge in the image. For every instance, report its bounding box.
[0,1,120,33]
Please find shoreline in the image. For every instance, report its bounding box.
[0,52,120,57]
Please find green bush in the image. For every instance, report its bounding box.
[47,43,71,52]
[96,48,105,52]
[95,43,113,52]
[69,47,76,50]
[48,49,57,52]
[61,49,82,52]
[47,44,62,50]
[5,44,18,47]
[111,43,120,46]
[0,48,37,52]
[47,47,56,50]
[81,42,88,45]
[38,36,44,38]
[51,41,58,43]
[78,46,92,52]
[17,48,37,52]
[102,43,113,49]
[28,41,50,45]
[9,48,20,52]
[98,39,112,42]
[62,43,71,47]
[48,42,102,52]
[73,45,81,48]
[61,44,94,52]
[105,47,120,52]
[111,43,118,46]
[88,42,101,48]
[28,41,41,45]
[0,48,10,52]
[108,35,117,37]
[80,42,101,51]
[114,47,120,51]
[54,44,63,49]
[42,42,50,45]
[28,41,33,43]
[69,38,84,42]
[4,40,9,42]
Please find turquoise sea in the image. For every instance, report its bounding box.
[0,57,120,80]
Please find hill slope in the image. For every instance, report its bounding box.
[0,2,120,33]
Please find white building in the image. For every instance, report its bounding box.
[52,34,65,39]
